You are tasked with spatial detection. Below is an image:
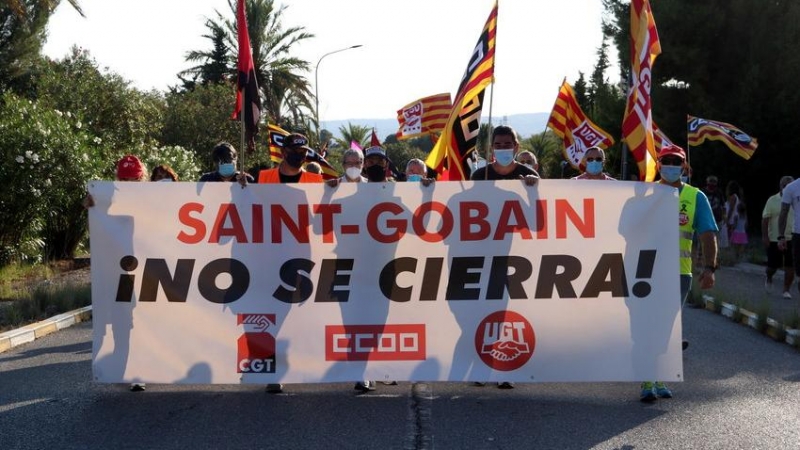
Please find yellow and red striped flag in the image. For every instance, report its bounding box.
[546,79,615,168]
[622,0,661,181]
[687,115,758,159]
[425,1,497,181]
[396,93,453,140]
[266,123,338,179]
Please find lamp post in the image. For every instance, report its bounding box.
[314,45,363,143]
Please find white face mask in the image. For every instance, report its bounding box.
[345,167,362,180]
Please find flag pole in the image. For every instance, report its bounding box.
[240,89,246,180]
[484,82,495,180]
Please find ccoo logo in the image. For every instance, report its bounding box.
[474,310,535,371]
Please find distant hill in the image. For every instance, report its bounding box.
[323,112,550,142]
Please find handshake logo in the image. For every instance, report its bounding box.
[475,310,535,371]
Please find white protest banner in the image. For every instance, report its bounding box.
[88,180,681,384]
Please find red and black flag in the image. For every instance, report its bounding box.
[232,0,262,150]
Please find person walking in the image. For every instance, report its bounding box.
[762,176,795,298]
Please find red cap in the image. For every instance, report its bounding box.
[116,155,144,180]
[658,144,686,160]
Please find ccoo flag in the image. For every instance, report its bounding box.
[396,93,453,140]
[232,0,262,150]
[687,116,758,159]
[622,0,661,181]
[425,1,497,181]
[546,79,615,169]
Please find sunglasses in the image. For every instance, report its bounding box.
[659,157,683,166]
[586,157,604,163]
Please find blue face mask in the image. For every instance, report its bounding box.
[407,174,422,182]
[586,160,603,175]
[218,163,236,178]
[680,175,689,183]
[659,165,683,183]
[494,149,514,167]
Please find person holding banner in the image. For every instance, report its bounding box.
[326,149,367,186]
[571,147,615,181]
[199,142,254,183]
[470,125,539,185]
[257,133,323,184]
[404,158,434,186]
[642,144,718,402]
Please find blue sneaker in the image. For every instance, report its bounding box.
[640,382,657,402]
[654,382,673,398]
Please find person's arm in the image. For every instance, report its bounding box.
[778,203,791,250]
[762,217,771,247]
[698,230,718,289]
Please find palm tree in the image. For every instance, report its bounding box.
[183,0,314,125]
[181,19,232,86]
[8,0,84,17]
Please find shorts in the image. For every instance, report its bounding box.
[767,241,793,270]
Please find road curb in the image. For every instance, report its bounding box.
[0,305,92,354]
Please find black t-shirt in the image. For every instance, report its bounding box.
[199,171,255,182]
[470,164,539,181]
[279,172,302,183]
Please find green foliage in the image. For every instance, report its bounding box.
[755,301,771,333]
[0,91,102,263]
[0,281,91,332]
[0,0,53,94]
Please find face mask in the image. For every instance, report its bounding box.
[586,161,603,175]
[218,163,236,178]
[494,149,514,167]
[345,167,362,180]
[284,151,305,169]
[407,174,423,182]
[659,166,683,183]
[158,178,173,182]
[365,164,386,182]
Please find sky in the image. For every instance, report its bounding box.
[43,0,617,123]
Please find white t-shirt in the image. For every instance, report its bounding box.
[781,179,800,234]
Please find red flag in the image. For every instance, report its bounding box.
[232,0,262,149]
[371,129,381,147]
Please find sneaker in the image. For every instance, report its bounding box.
[654,382,673,399]
[784,291,792,299]
[473,382,487,387]
[765,278,773,293]
[497,381,515,389]
[354,381,375,392]
[130,383,146,392]
[640,382,657,402]
[266,383,283,394]
[682,340,689,351]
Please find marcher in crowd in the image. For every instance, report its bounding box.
[362,146,395,183]
[199,142,254,183]
[777,177,800,300]
[640,144,718,403]
[571,146,615,180]
[258,133,323,184]
[150,164,178,182]
[404,158,434,186]
[470,125,539,186]
[327,149,367,186]
[729,200,749,261]
[762,176,795,299]
[515,150,539,173]
[304,161,322,175]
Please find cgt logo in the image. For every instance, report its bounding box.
[325,324,426,361]
[474,310,535,371]
[237,313,277,373]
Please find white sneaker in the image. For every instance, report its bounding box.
[783,291,792,299]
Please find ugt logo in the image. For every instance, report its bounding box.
[474,310,535,371]
[237,314,277,374]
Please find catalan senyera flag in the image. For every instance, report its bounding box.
[649,122,673,180]
[396,93,453,140]
[546,80,615,169]
[232,0,262,151]
[425,1,497,181]
[266,123,338,180]
[622,0,661,181]
[687,116,758,160]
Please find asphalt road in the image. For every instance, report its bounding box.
[2,305,800,450]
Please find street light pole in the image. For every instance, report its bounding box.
[314,44,363,143]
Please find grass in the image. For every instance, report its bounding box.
[0,260,90,333]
